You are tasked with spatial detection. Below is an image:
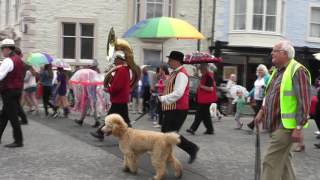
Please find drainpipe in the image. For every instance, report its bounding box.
[211,0,216,48]
[197,0,202,51]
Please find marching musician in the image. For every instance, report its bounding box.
[90,51,131,141]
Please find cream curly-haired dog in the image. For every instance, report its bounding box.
[101,114,183,180]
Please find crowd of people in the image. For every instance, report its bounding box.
[1,38,320,180]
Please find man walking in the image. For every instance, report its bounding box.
[90,51,131,140]
[159,51,199,164]
[256,41,311,180]
[0,39,25,148]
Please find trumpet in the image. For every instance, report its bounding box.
[104,28,141,89]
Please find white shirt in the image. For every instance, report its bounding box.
[254,78,265,100]
[159,66,188,105]
[24,70,37,89]
[0,57,14,81]
[226,80,236,98]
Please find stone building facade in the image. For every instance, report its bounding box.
[0,0,214,71]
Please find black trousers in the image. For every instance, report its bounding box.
[142,86,150,112]
[97,103,131,134]
[314,102,320,131]
[18,103,28,123]
[189,104,214,133]
[157,102,163,125]
[107,103,130,126]
[0,89,23,143]
[162,110,198,154]
[247,100,263,128]
[42,85,56,116]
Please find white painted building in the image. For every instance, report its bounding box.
[0,0,214,71]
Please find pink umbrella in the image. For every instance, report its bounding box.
[69,69,104,86]
[183,52,222,64]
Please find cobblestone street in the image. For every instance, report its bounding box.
[0,112,320,180]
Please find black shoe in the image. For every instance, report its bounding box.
[90,131,104,141]
[91,121,100,128]
[74,119,83,126]
[204,131,214,135]
[188,146,199,164]
[5,142,23,148]
[247,123,254,130]
[186,129,195,135]
[314,144,320,149]
[20,121,28,125]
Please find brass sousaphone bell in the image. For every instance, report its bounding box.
[104,28,141,89]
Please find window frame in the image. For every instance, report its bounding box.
[14,0,20,23]
[307,4,320,42]
[230,0,282,34]
[58,18,97,64]
[233,0,247,31]
[134,0,175,23]
[5,0,10,26]
[145,0,164,19]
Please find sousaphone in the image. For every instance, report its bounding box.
[104,28,141,89]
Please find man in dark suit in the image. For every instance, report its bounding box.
[159,51,199,164]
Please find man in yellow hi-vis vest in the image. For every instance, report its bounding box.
[255,40,312,180]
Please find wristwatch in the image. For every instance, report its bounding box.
[296,125,302,130]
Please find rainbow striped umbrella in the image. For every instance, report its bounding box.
[123,17,205,39]
[26,53,54,66]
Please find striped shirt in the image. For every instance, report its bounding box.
[264,65,311,132]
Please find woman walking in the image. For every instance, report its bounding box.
[247,64,270,130]
[54,67,70,118]
[23,65,39,114]
[40,64,57,117]
[187,64,217,135]
[153,65,169,128]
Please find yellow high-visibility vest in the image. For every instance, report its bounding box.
[266,59,311,129]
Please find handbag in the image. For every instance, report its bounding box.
[36,83,43,98]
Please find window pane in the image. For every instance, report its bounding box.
[63,23,76,36]
[311,8,320,23]
[81,38,94,59]
[155,4,163,17]
[168,0,172,16]
[235,0,246,14]
[234,15,246,30]
[144,49,161,67]
[146,3,154,18]
[63,37,76,59]
[265,16,276,31]
[253,15,263,30]
[136,0,141,22]
[310,24,320,38]
[146,0,163,19]
[81,23,94,36]
[267,0,277,15]
[253,0,263,14]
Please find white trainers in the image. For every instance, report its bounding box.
[314,131,320,135]
[153,124,161,128]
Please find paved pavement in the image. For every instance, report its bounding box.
[0,110,320,180]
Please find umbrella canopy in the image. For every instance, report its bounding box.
[52,59,71,71]
[230,85,249,99]
[26,53,54,66]
[69,69,104,86]
[123,17,205,39]
[183,52,222,64]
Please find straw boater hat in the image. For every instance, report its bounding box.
[1,39,15,49]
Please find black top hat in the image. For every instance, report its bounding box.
[167,51,184,63]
